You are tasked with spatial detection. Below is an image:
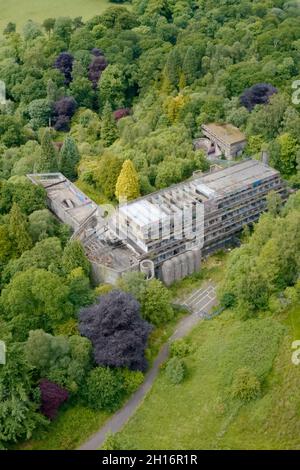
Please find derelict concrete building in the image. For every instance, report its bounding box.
[201,123,247,159]
[28,159,286,286]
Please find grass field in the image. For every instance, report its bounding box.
[117,304,300,450]
[0,0,110,33]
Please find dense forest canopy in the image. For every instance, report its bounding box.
[0,0,299,449]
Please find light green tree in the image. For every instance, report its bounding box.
[115,160,140,201]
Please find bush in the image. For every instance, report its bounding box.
[120,369,144,395]
[165,357,186,385]
[39,379,69,420]
[221,292,236,309]
[82,367,124,412]
[170,339,193,358]
[231,368,261,402]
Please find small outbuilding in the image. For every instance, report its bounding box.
[201,123,247,160]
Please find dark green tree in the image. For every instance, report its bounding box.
[101,102,118,147]
[164,48,182,88]
[62,240,90,277]
[35,129,58,173]
[182,47,199,86]
[58,136,80,180]
[8,203,32,257]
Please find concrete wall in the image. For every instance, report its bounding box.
[90,261,140,286]
[161,248,202,287]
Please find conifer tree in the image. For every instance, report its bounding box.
[59,136,80,180]
[115,160,140,202]
[8,203,32,256]
[62,240,90,277]
[164,48,182,88]
[35,128,58,173]
[182,47,199,85]
[101,102,118,147]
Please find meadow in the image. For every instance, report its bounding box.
[117,304,300,450]
[0,0,110,32]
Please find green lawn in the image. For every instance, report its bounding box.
[117,304,300,450]
[0,0,110,32]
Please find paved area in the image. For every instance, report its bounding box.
[180,283,217,318]
[78,283,217,451]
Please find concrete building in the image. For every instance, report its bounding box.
[28,159,286,286]
[201,123,247,159]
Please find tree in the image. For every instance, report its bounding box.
[1,268,72,340]
[53,17,73,44]
[39,379,69,420]
[0,343,47,447]
[54,52,74,85]
[270,133,299,177]
[28,99,52,130]
[0,225,12,265]
[35,129,58,173]
[62,240,90,277]
[3,22,16,35]
[99,64,126,108]
[23,20,42,41]
[53,96,77,132]
[182,47,199,85]
[82,367,124,411]
[120,273,174,326]
[165,357,186,384]
[8,203,32,256]
[25,329,92,392]
[28,209,58,242]
[155,159,183,189]
[69,77,95,109]
[88,54,108,89]
[164,48,182,88]
[240,83,277,111]
[95,152,123,199]
[42,18,56,37]
[58,136,80,180]
[267,190,282,217]
[79,290,152,371]
[101,101,118,147]
[115,160,140,202]
[0,180,46,216]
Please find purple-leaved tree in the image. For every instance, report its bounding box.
[240,83,277,111]
[39,379,69,420]
[79,290,152,372]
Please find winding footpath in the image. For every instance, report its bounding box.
[78,282,217,450]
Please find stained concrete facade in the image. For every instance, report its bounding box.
[202,123,247,159]
[28,159,286,286]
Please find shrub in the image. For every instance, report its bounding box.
[82,367,124,412]
[170,339,192,358]
[221,292,236,309]
[165,357,186,385]
[39,379,69,420]
[120,369,144,395]
[231,368,261,402]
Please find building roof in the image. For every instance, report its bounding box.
[117,160,279,230]
[27,173,98,227]
[202,123,246,145]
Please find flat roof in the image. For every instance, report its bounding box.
[119,199,169,227]
[202,123,246,145]
[117,160,279,229]
[27,173,98,226]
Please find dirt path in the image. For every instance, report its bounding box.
[78,282,217,450]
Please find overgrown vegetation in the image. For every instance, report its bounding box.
[0,0,300,450]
